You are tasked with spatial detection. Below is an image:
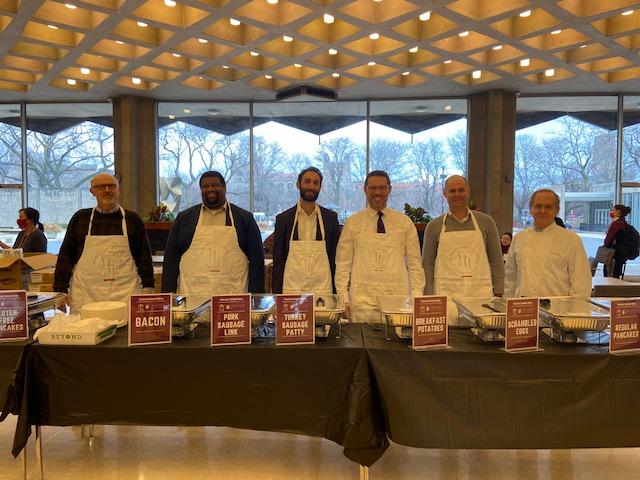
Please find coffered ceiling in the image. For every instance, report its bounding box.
[0,0,639,102]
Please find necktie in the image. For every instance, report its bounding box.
[377,211,385,234]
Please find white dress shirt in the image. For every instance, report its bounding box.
[295,202,319,240]
[201,202,228,226]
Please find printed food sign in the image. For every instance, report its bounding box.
[129,294,172,346]
[275,294,315,345]
[505,298,539,352]
[211,294,251,346]
[0,290,28,342]
[412,296,448,350]
[610,299,640,354]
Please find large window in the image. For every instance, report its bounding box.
[0,105,22,247]
[515,96,618,259]
[622,95,640,234]
[370,99,467,214]
[25,104,114,253]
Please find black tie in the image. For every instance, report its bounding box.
[377,211,385,234]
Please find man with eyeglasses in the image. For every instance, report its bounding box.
[334,170,425,323]
[162,170,264,295]
[53,172,155,311]
[504,188,591,298]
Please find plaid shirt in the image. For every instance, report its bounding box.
[53,208,154,293]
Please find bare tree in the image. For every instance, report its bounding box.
[407,138,447,214]
[315,137,360,212]
[447,129,468,175]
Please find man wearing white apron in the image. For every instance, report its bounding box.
[272,167,340,298]
[335,170,425,323]
[53,173,155,311]
[162,171,264,295]
[505,189,591,298]
[422,175,504,325]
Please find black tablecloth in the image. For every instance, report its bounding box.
[12,325,388,466]
[363,325,640,449]
[0,339,33,421]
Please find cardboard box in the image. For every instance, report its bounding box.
[30,283,55,293]
[30,266,55,285]
[0,253,58,291]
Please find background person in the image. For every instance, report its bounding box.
[505,189,591,298]
[162,170,264,295]
[53,173,154,311]
[501,232,512,256]
[0,207,47,253]
[603,204,632,278]
[272,167,340,296]
[335,170,425,323]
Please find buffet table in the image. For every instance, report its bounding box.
[11,324,388,467]
[363,325,640,450]
[591,276,640,297]
[0,339,33,420]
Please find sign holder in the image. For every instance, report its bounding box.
[275,294,315,346]
[503,297,543,353]
[410,295,451,351]
[0,290,28,342]
[211,294,252,346]
[128,293,172,346]
[610,298,640,355]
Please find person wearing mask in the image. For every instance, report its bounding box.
[422,175,504,324]
[505,189,591,298]
[162,170,264,295]
[0,207,47,253]
[53,173,155,311]
[335,170,425,323]
[272,167,340,296]
[501,232,512,257]
[603,204,632,278]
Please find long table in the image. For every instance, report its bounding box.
[11,324,388,467]
[0,339,33,420]
[364,325,640,449]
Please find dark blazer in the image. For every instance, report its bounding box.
[272,204,340,294]
[162,203,265,293]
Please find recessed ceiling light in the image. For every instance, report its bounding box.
[47,24,58,29]
[332,72,340,78]
[328,48,338,55]
[419,11,431,21]
[229,18,240,26]
[520,58,530,67]
[164,0,176,6]
[294,63,302,68]
[458,31,469,37]
[132,77,141,85]
[267,0,278,4]
[401,71,410,76]
[369,32,380,40]
[323,13,334,24]
[168,114,175,120]
[622,10,634,16]
[444,105,452,111]
[172,53,181,57]
[443,59,452,64]
[492,44,503,50]
[64,3,77,9]
[551,29,561,35]
[80,67,90,74]
[208,109,219,116]
[368,61,376,66]
[66,78,76,85]
[415,106,427,113]
[545,68,555,77]
[265,74,272,79]
[519,10,531,17]
[283,35,293,42]
[222,65,229,69]
[250,51,259,56]
[409,46,418,53]
[115,40,124,45]
[198,38,208,43]
[137,21,148,27]
[183,108,191,113]
[472,70,482,79]
[579,44,587,48]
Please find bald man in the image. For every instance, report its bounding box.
[53,173,155,311]
[422,176,504,320]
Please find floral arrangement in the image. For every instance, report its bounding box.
[403,203,431,224]
[43,222,62,233]
[146,203,175,222]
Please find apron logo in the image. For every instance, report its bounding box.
[450,247,476,274]
[369,248,387,271]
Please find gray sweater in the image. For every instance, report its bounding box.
[421,210,504,295]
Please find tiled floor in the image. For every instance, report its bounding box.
[2,416,640,480]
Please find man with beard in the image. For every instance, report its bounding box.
[272,167,341,295]
[162,171,264,295]
[53,172,155,312]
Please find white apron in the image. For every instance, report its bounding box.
[70,207,141,312]
[178,205,249,295]
[515,227,559,297]
[283,208,332,297]
[349,215,410,323]
[434,212,493,325]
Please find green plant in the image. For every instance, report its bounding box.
[404,203,431,224]
[146,203,175,222]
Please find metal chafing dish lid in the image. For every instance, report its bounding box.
[453,298,506,317]
[251,294,275,313]
[540,297,609,318]
[377,295,412,314]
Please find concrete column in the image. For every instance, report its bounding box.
[467,90,516,235]
[112,95,157,215]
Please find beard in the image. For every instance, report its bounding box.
[300,188,319,202]
[203,190,223,208]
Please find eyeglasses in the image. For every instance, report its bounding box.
[366,185,389,192]
[201,183,224,191]
[92,183,118,191]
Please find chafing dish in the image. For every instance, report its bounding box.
[314,294,344,338]
[540,297,610,344]
[251,294,276,337]
[172,295,210,337]
[377,295,413,339]
[27,291,66,329]
[453,297,506,342]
